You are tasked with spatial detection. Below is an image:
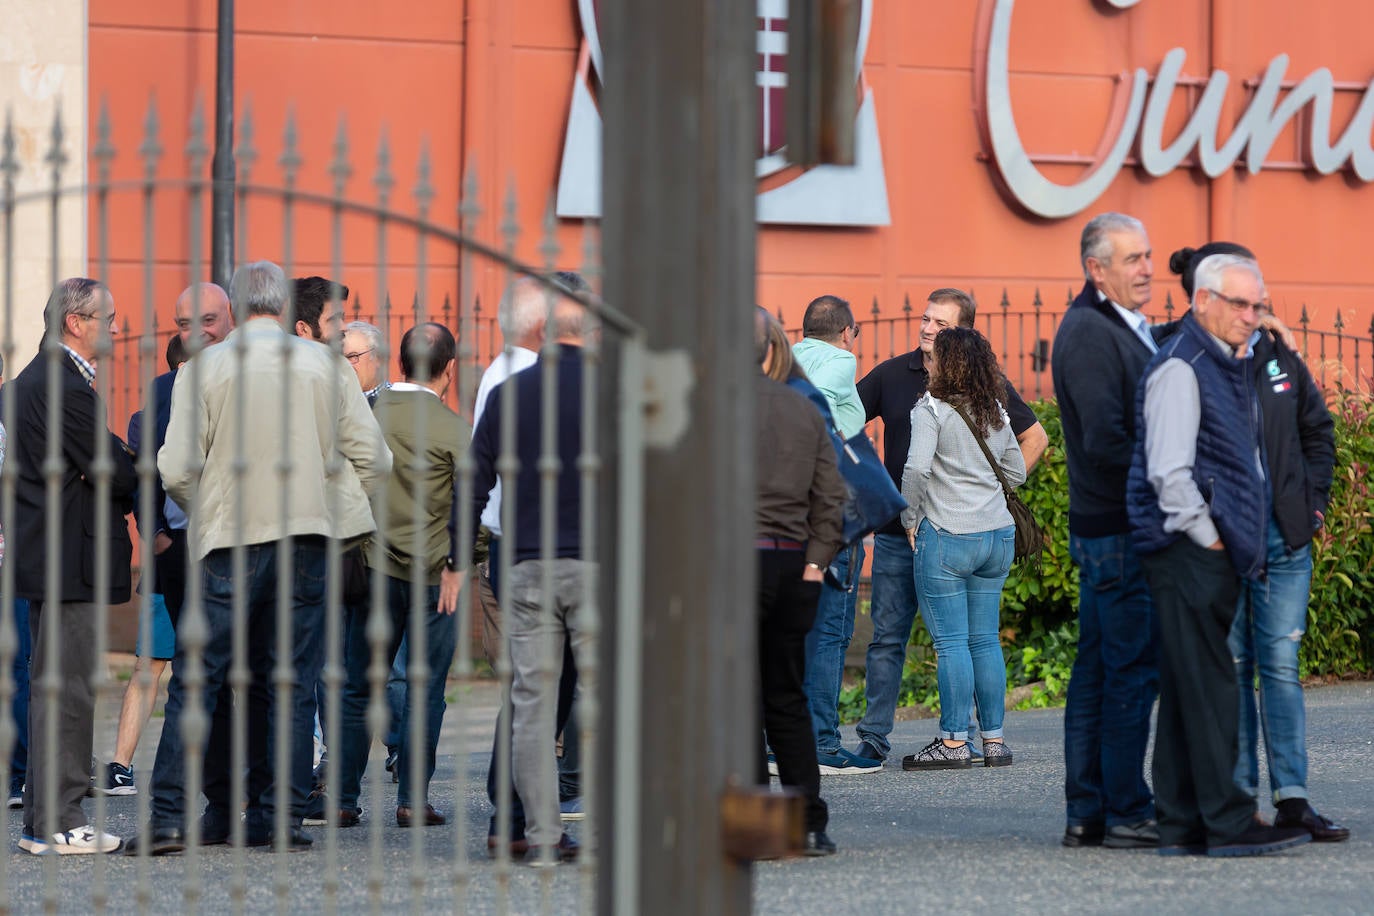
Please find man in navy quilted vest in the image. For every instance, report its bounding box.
[1125,254,1310,859]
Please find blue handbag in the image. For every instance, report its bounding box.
[829,425,908,549]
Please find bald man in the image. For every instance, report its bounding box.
[93,283,239,805]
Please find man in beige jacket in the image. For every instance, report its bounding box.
[126,260,391,855]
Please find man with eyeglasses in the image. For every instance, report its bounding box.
[1126,254,1311,857]
[790,294,877,775]
[1167,244,1345,844]
[341,321,389,405]
[10,278,137,854]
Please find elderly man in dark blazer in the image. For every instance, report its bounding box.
[9,277,137,855]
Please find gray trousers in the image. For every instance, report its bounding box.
[507,558,595,848]
[23,601,98,837]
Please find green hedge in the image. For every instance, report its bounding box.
[839,392,1374,723]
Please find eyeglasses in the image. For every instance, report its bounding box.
[1204,288,1271,317]
[847,324,861,338]
[344,346,376,364]
[76,312,117,328]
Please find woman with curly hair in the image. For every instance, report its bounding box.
[899,326,1026,770]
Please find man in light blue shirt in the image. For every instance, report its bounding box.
[790,295,879,775]
[791,296,865,438]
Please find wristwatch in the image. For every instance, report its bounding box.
[443,555,459,572]
[805,562,822,571]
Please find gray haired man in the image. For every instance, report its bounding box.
[11,278,137,854]
[127,261,390,854]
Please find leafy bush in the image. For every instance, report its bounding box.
[837,393,1373,725]
[1305,391,1374,676]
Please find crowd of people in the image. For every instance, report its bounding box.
[0,207,1352,864]
[757,211,1348,859]
[1,263,593,865]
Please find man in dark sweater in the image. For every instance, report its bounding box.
[1053,213,1161,850]
[453,294,591,867]
[849,288,1046,765]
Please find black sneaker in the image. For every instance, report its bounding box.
[902,738,972,771]
[981,740,1013,768]
[1104,819,1159,848]
[1207,824,1311,858]
[92,762,137,797]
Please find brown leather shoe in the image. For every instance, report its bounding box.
[1274,802,1351,842]
[486,833,531,857]
[396,804,446,828]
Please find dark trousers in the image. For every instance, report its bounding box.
[757,548,827,834]
[1141,538,1256,847]
[483,544,579,837]
[337,574,458,810]
[157,528,271,819]
[22,601,97,837]
[156,528,188,629]
[8,597,31,794]
[1063,533,1158,828]
[150,538,326,831]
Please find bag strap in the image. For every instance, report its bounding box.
[950,403,1015,499]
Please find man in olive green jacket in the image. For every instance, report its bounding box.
[334,322,470,828]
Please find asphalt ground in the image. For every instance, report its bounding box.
[3,670,1371,914]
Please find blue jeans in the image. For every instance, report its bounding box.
[1063,533,1158,828]
[855,533,919,757]
[337,575,458,810]
[803,540,865,754]
[913,522,1014,740]
[1230,519,1311,803]
[8,598,30,794]
[150,538,326,831]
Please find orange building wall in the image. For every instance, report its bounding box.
[90,1,1374,383]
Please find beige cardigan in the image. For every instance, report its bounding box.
[159,317,392,560]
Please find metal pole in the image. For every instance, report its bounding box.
[599,1,757,914]
[211,0,235,287]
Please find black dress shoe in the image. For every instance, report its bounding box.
[396,804,446,827]
[1062,824,1105,847]
[245,826,313,851]
[123,828,186,856]
[803,831,837,856]
[1207,824,1311,858]
[1104,819,1159,849]
[199,809,232,846]
[1274,802,1350,842]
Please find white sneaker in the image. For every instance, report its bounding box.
[18,835,46,854]
[6,787,22,810]
[29,825,123,855]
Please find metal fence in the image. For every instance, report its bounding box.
[785,289,1374,402]
[0,101,643,914]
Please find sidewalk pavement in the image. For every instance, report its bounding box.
[4,672,1371,914]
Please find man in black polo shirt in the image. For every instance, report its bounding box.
[849,288,1046,765]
